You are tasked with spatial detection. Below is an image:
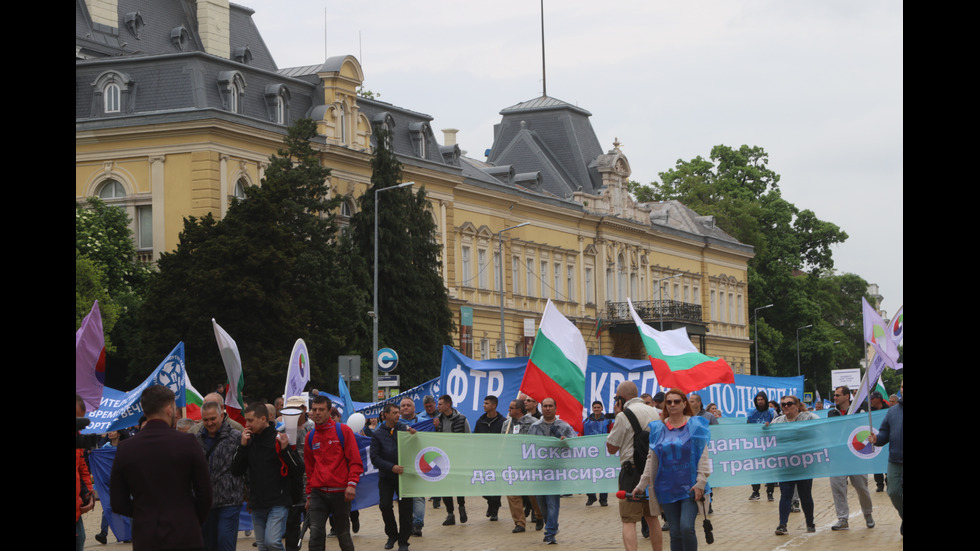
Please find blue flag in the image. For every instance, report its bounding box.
[339,374,356,423]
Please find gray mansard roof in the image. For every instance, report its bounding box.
[487,95,605,199]
[76,0,308,127]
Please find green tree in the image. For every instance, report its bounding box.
[635,145,859,392]
[137,119,367,398]
[347,128,454,391]
[76,198,152,389]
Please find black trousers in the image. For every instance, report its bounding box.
[379,477,413,546]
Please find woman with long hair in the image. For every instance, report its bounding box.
[633,389,711,550]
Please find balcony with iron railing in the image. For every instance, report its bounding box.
[604,299,703,325]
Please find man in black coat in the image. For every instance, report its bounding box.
[110,385,212,551]
[474,395,504,520]
[370,403,414,551]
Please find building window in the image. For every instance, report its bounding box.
[494,252,501,292]
[512,256,521,295]
[104,83,120,113]
[527,258,536,297]
[98,180,126,200]
[478,249,488,289]
[338,103,347,144]
[554,263,562,300]
[585,267,593,304]
[137,206,153,250]
[541,260,549,298]
[264,84,290,124]
[567,265,575,302]
[461,246,472,286]
[233,179,248,200]
[218,71,247,114]
[91,71,133,116]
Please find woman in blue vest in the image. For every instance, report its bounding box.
[633,389,710,551]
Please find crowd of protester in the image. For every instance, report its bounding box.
[76,378,902,551]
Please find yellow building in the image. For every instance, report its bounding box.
[76,0,754,372]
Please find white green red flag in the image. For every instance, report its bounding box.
[212,318,246,425]
[184,371,205,420]
[520,300,587,434]
[628,298,734,393]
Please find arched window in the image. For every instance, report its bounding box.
[104,83,120,113]
[91,71,133,116]
[98,180,126,200]
[234,179,248,200]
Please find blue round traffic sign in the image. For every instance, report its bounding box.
[377,348,399,373]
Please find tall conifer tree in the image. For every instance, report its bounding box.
[348,128,454,389]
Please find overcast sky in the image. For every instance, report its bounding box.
[246,0,903,316]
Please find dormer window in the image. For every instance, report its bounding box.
[218,71,247,114]
[171,26,188,51]
[91,71,134,116]
[264,84,290,124]
[234,46,253,65]
[104,83,120,113]
[124,12,144,39]
[409,121,429,159]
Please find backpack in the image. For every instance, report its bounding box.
[618,407,651,493]
[622,407,649,469]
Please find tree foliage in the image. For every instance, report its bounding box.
[137,119,368,398]
[76,198,152,362]
[634,145,865,394]
[347,128,454,390]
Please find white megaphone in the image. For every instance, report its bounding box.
[280,408,303,445]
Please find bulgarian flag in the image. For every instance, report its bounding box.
[184,371,205,420]
[520,300,587,434]
[213,318,246,425]
[628,298,734,393]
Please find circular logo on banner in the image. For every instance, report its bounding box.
[415,446,450,482]
[377,348,399,373]
[157,356,184,394]
[299,353,306,377]
[846,426,882,460]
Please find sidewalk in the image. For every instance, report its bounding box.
[82,479,902,550]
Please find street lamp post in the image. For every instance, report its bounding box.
[498,222,530,358]
[796,324,813,377]
[373,181,414,399]
[753,304,774,376]
[652,273,683,330]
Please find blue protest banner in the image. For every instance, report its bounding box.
[437,346,804,428]
[706,410,888,487]
[353,378,442,420]
[439,346,528,424]
[81,343,187,434]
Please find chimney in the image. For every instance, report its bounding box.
[442,128,459,146]
[86,0,118,29]
[197,0,231,59]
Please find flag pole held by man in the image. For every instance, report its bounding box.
[627,298,734,393]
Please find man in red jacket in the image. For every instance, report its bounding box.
[305,395,363,551]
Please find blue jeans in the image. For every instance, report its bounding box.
[252,505,288,551]
[203,504,241,551]
[413,497,425,526]
[536,495,560,538]
[661,496,698,551]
